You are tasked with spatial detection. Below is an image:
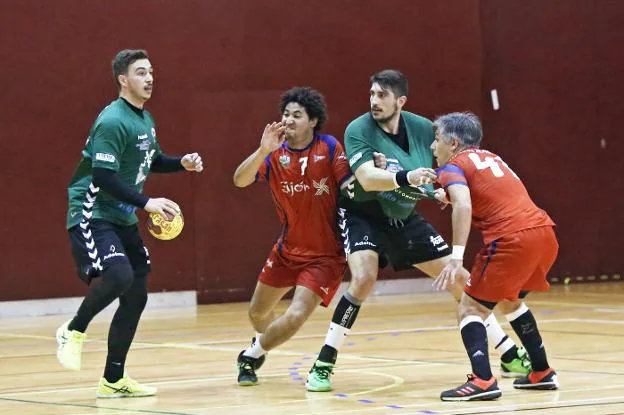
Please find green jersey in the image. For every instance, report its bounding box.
[66,98,161,229]
[343,111,434,220]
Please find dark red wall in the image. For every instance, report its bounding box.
[0,1,620,302]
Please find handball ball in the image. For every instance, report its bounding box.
[147,211,184,240]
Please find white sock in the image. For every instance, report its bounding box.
[243,335,267,359]
[484,313,515,356]
[254,333,263,344]
[324,322,350,350]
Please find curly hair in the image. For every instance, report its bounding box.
[279,87,327,132]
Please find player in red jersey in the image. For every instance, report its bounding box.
[232,87,351,386]
[431,112,559,401]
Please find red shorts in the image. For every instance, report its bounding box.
[465,226,558,303]
[258,246,346,307]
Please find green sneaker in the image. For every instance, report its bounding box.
[305,361,334,392]
[501,347,531,378]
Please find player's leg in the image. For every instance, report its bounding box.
[407,215,528,377]
[440,293,502,401]
[239,285,322,386]
[306,207,378,392]
[96,224,156,398]
[248,281,292,335]
[237,249,293,385]
[506,227,559,390]
[58,220,134,371]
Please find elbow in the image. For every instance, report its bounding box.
[232,174,250,188]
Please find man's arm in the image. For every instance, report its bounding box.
[233,148,270,188]
[447,184,472,249]
[354,161,437,192]
[233,122,285,188]
[432,183,472,291]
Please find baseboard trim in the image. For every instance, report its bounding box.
[0,290,197,318]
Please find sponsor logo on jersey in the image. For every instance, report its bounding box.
[281,181,310,196]
[386,160,402,173]
[279,154,291,166]
[320,286,329,295]
[349,152,363,167]
[314,155,326,162]
[95,153,116,163]
[313,177,330,195]
[137,133,148,140]
[136,141,151,151]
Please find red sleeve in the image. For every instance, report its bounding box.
[332,140,352,185]
[255,155,272,183]
[436,163,468,188]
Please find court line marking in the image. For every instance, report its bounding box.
[294,383,624,415]
[408,396,624,415]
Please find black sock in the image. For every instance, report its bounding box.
[317,293,361,364]
[509,307,549,372]
[500,342,519,364]
[69,262,134,333]
[103,275,148,383]
[461,318,493,380]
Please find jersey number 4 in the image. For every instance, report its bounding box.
[468,153,519,179]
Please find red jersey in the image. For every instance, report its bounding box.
[437,148,554,244]
[256,134,352,259]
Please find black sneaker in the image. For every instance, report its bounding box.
[250,337,266,370]
[237,351,259,386]
[513,368,559,390]
[440,374,502,401]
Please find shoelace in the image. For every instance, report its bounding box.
[239,361,255,372]
[313,366,333,380]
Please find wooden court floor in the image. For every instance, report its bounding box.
[0,282,623,415]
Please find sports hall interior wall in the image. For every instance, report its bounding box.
[0,1,620,303]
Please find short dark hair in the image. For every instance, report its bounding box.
[112,49,149,88]
[370,69,408,98]
[279,87,328,132]
[433,112,483,147]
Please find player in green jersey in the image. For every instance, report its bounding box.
[306,70,529,392]
[57,49,203,398]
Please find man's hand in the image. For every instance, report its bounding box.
[373,152,387,170]
[181,153,203,172]
[260,122,286,155]
[434,188,450,209]
[407,168,437,186]
[145,198,180,218]
[432,258,463,291]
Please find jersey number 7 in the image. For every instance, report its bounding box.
[468,153,519,179]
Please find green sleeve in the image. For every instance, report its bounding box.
[91,118,126,171]
[345,124,375,172]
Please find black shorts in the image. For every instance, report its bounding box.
[338,201,452,271]
[68,219,151,284]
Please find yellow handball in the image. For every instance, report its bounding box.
[147,211,184,240]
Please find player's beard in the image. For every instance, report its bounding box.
[372,102,399,126]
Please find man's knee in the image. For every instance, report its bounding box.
[458,293,491,321]
[348,251,378,297]
[104,262,135,293]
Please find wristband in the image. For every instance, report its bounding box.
[395,170,410,187]
[451,245,465,260]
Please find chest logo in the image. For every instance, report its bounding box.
[279,154,291,166]
[137,133,148,140]
[313,177,330,196]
